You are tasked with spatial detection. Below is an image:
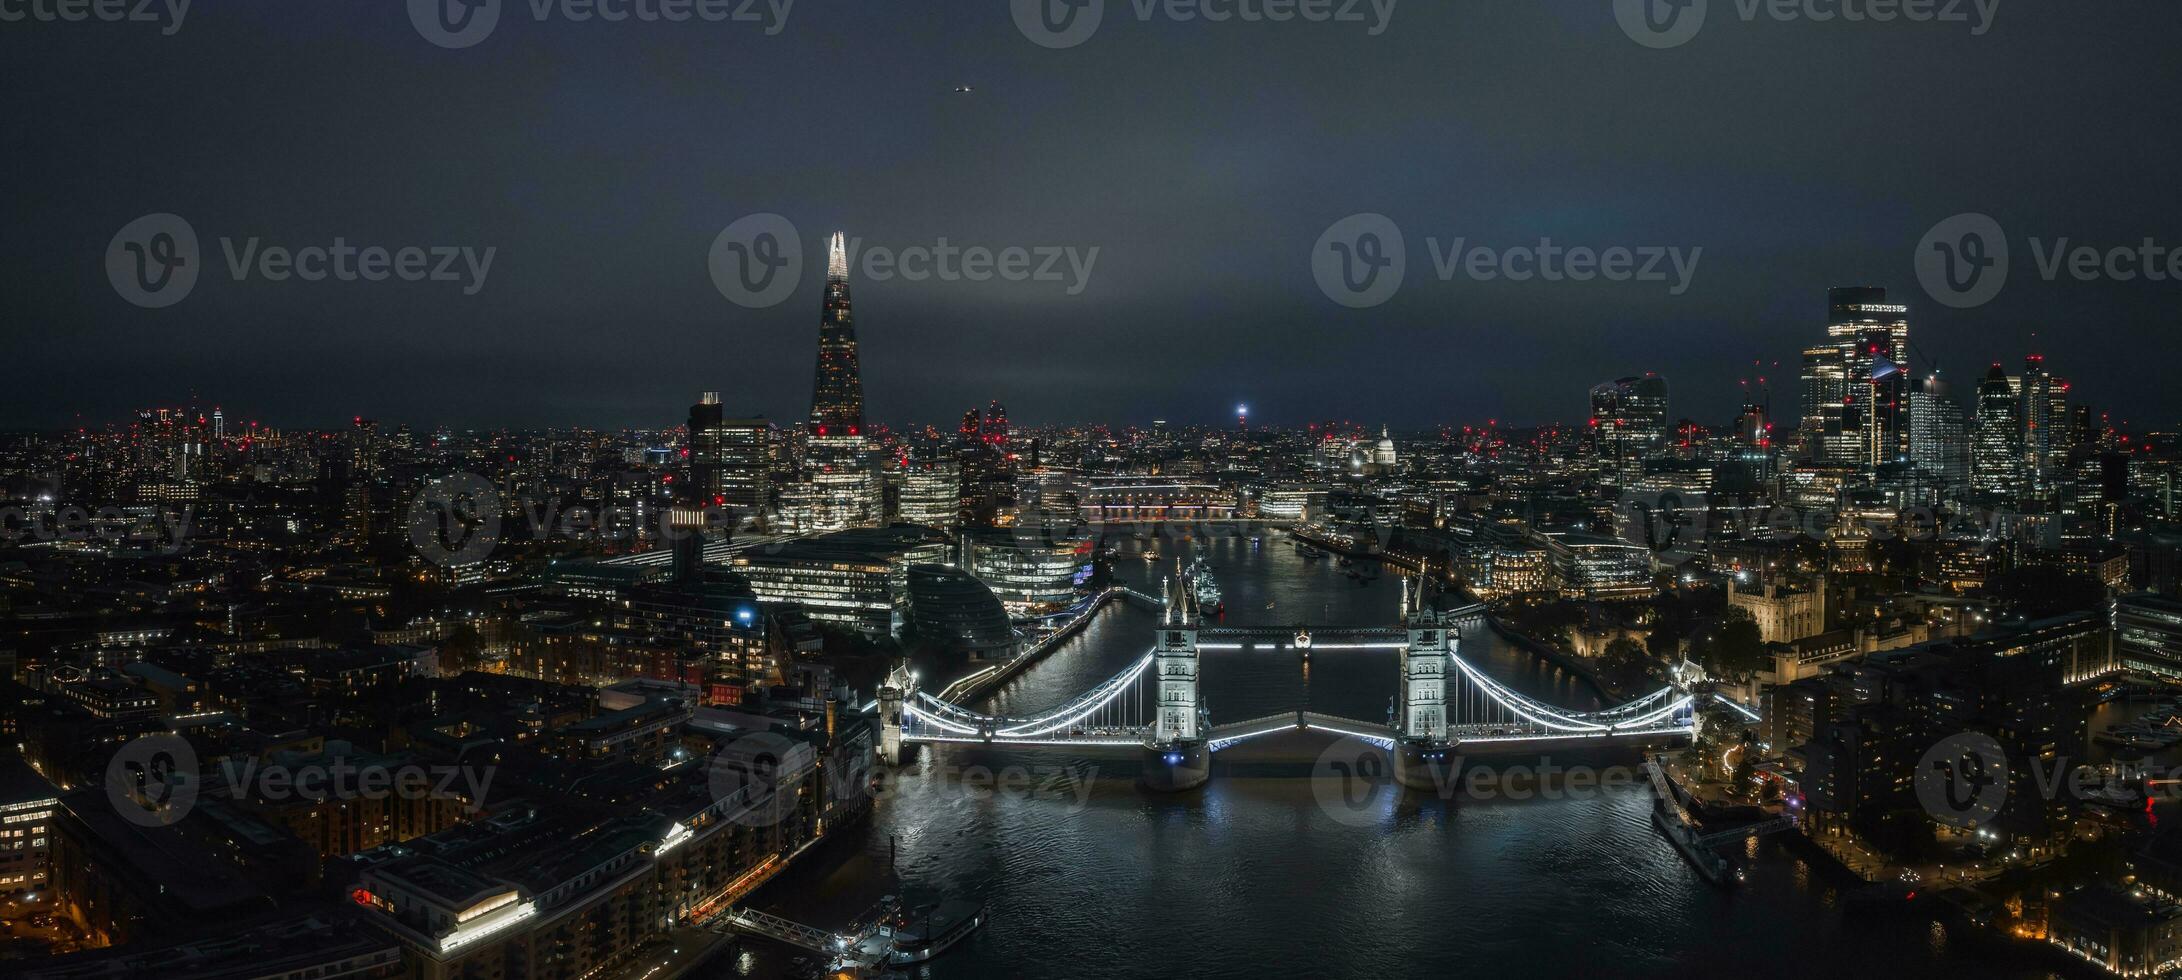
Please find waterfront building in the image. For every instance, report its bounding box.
[2048,884,2182,976]
[1542,530,1655,601]
[1078,477,1235,524]
[960,525,1095,619]
[903,564,1018,661]
[1252,483,1319,521]
[1461,518,1558,599]
[1793,613,2104,852]
[729,525,950,637]
[2114,592,2182,679]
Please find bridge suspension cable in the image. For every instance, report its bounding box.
[995,652,1154,737]
[900,651,1158,742]
[1448,653,1691,733]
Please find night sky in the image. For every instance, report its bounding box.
[5,1,2178,432]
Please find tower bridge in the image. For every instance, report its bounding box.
[877,577,1705,791]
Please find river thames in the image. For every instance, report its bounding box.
[703,527,2052,979]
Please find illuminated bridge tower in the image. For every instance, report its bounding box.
[1143,568,1210,791]
[878,660,913,766]
[1393,577,1458,790]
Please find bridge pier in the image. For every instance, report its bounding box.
[1141,740,1210,792]
[1393,739,1459,791]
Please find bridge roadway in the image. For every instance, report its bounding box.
[1194,603,1486,652]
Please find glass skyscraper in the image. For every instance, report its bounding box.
[790,232,879,531]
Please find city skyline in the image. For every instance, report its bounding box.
[9,4,2182,978]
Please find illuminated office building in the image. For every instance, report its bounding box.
[899,458,962,529]
[961,526,1094,619]
[1972,363,2025,500]
[2020,354,2072,503]
[1907,371,1969,493]
[688,396,771,515]
[0,759,57,895]
[1589,375,1668,484]
[1801,287,1910,470]
[730,526,950,636]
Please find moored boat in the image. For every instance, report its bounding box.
[889,900,987,964]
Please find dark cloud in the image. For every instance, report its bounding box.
[4,2,2177,431]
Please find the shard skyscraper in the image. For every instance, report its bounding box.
[787,232,880,530]
[809,232,866,436]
